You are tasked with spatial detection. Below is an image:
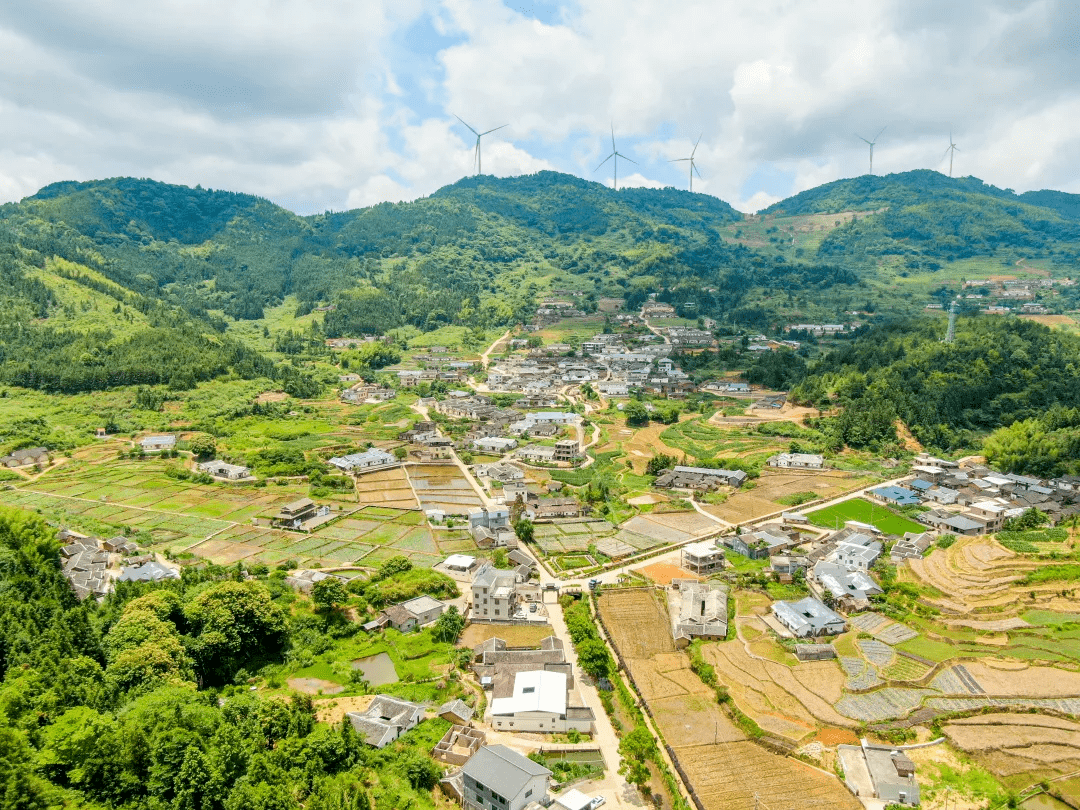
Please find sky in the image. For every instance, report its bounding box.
[1,0,1079,215]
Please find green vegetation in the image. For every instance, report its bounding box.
[793,317,1080,455]
[0,504,469,810]
[776,491,817,507]
[806,498,925,535]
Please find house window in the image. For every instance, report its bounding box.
[525,790,532,799]
[522,687,535,694]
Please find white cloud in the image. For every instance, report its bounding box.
[1,0,1080,213]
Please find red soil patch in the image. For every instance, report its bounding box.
[636,561,699,585]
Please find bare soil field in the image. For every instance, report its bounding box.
[314,695,374,724]
[675,740,861,810]
[963,661,1080,698]
[703,469,860,524]
[599,590,856,810]
[612,423,684,473]
[703,641,856,740]
[287,677,345,695]
[635,561,699,586]
[458,623,556,649]
[944,713,1080,781]
[1019,314,1079,328]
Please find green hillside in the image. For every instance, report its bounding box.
[2,169,1080,395]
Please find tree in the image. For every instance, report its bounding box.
[645,454,675,477]
[433,606,465,644]
[393,446,407,461]
[311,578,349,613]
[374,556,412,581]
[575,638,611,679]
[618,726,656,789]
[188,433,217,460]
[184,581,287,684]
[624,400,649,427]
[513,519,534,544]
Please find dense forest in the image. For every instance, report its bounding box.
[790,316,1080,454]
[0,506,450,810]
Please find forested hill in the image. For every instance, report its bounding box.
[3,169,1080,392]
[762,170,1080,219]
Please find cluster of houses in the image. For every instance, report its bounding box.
[58,529,178,600]
[654,465,747,492]
[870,453,1080,535]
[487,333,695,397]
[0,446,51,468]
[340,383,395,403]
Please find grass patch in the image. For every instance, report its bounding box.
[776,491,817,507]
[806,497,924,535]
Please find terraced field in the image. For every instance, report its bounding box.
[944,713,1080,783]
[905,535,1080,617]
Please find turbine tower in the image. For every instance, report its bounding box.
[857,127,886,175]
[670,134,703,192]
[595,124,636,190]
[454,115,507,175]
[943,132,960,178]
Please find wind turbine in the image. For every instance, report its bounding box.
[670,134,703,192]
[943,132,960,178]
[595,124,636,190]
[856,127,886,175]
[454,115,507,175]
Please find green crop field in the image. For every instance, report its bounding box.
[806,497,924,535]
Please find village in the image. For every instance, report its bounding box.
[5,302,1080,810]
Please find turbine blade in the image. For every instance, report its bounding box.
[454,114,479,136]
[942,147,952,160]
[611,123,616,152]
[692,133,702,157]
[670,158,690,162]
[595,153,614,172]
[617,153,638,165]
[857,135,871,145]
[874,125,887,143]
[693,164,702,179]
[480,125,508,136]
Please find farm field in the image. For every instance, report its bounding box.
[531,518,663,559]
[597,589,858,810]
[806,497,925,534]
[0,459,474,569]
[353,467,418,509]
[405,463,483,514]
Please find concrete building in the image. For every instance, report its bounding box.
[461,745,551,810]
[772,597,846,638]
[680,541,726,575]
[490,670,594,734]
[471,563,520,620]
[473,437,518,454]
[729,529,792,560]
[553,439,581,463]
[838,744,920,806]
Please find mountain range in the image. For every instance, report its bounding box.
[0,169,1078,393]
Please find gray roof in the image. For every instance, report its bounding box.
[117,561,179,582]
[673,466,747,482]
[439,698,474,722]
[462,745,550,797]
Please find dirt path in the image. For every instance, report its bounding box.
[480,329,511,369]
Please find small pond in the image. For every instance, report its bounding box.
[351,652,399,685]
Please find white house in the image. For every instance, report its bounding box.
[772,597,846,638]
[140,435,176,452]
[767,453,825,470]
[328,448,397,472]
[473,437,518,454]
[490,670,594,734]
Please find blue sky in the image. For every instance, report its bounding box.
[1,0,1079,214]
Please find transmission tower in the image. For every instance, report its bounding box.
[945,299,958,344]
